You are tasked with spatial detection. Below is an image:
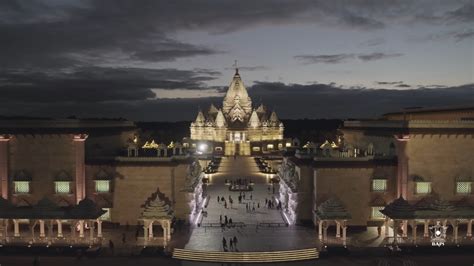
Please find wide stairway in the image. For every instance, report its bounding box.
[172,248,319,263]
[217,156,261,175]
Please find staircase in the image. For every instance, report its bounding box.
[172,248,318,263]
[217,156,260,174]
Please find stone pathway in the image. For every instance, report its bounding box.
[183,157,318,251]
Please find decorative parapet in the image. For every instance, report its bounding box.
[182,160,203,192]
[278,158,299,193]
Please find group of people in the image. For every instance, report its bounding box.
[222,236,239,251]
[217,195,234,209]
[265,198,282,210]
[220,214,234,230]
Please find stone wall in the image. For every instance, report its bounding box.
[314,166,397,226]
[9,134,76,205]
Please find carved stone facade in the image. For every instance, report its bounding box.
[190,69,284,156]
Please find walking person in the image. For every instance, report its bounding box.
[230,238,234,250]
[218,196,220,203]
[233,236,238,248]
[109,239,115,255]
[222,237,227,251]
[225,215,228,225]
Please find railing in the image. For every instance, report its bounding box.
[172,248,318,263]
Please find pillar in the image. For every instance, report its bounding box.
[318,220,323,240]
[342,220,347,247]
[394,135,409,199]
[148,221,154,238]
[4,219,9,238]
[411,221,417,244]
[424,220,429,237]
[452,220,459,244]
[89,220,94,240]
[57,220,63,238]
[467,219,472,237]
[78,220,84,238]
[168,221,171,240]
[39,220,45,238]
[97,220,102,238]
[323,222,328,242]
[402,220,408,237]
[336,221,341,238]
[384,218,389,237]
[0,135,11,199]
[73,134,88,204]
[13,219,20,237]
[48,220,53,238]
[393,220,398,244]
[143,223,148,241]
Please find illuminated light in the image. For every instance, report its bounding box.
[142,140,159,149]
[285,142,291,147]
[133,135,138,144]
[282,211,291,225]
[168,141,175,148]
[198,143,208,152]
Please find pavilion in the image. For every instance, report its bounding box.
[0,197,105,247]
[381,196,474,245]
[139,194,174,247]
[314,197,351,247]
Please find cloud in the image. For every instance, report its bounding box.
[376,81,404,85]
[224,66,270,71]
[446,3,474,23]
[395,84,411,88]
[0,79,472,121]
[0,67,221,103]
[294,54,355,64]
[357,52,403,61]
[295,52,403,64]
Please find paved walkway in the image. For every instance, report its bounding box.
[182,157,317,251]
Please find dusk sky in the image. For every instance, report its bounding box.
[1,0,473,121]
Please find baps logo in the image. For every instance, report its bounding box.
[429,221,447,247]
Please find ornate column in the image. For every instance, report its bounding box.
[97,220,102,238]
[336,220,341,238]
[467,219,472,237]
[39,220,45,238]
[143,222,148,241]
[384,218,390,237]
[4,219,9,238]
[13,219,20,237]
[148,221,154,238]
[411,220,417,244]
[89,220,94,241]
[318,220,323,240]
[342,220,347,247]
[394,134,410,199]
[73,134,88,204]
[423,220,429,237]
[452,220,459,244]
[78,220,85,238]
[323,221,328,242]
[402,220,408,237]
[393,220,398,244]
[57,220,63,238]
[0,135,11,199]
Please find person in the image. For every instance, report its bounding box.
[233,235,238,247]
[230,238,234,250]
[250,193,253,200]
[265,198,268,205]
[229,218,233,225]
[135,227,139,240]
[377,226,382,236]
[224,201,227,209]
[225,215,228,225]
[218,196,220,203]
[109,239,115,254]
[222,237,227,250]
[122,232,126,244]
[258,202,260,208]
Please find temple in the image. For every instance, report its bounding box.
[189,69,285,156]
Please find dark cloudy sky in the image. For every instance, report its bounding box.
[0,0,473,121]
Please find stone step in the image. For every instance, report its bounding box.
[172,247,318,263]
